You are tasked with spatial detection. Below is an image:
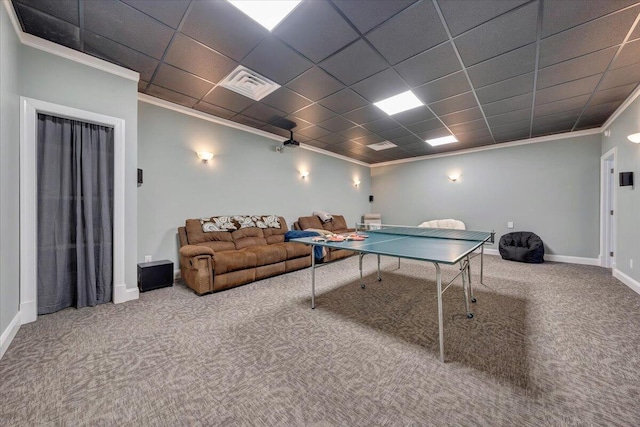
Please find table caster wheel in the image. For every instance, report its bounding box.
[361,283,366,289]
[377,277,382,282]
[467,313,474,319]
[471,297,477,303]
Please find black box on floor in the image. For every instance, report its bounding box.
[137,260,173,292]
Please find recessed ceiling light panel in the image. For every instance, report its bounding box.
[219,65,281,101]
[227,0,302,31]
[373,90,424,116]
[426,135,458,146]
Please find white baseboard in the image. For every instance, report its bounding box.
[0,312,21,360]
[113,283,139,304]
[174,269,181,280]
[613,269,640,296]
[484,248,600,266]
[20,299,37,324]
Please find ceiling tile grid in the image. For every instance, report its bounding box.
[12,0,640,164]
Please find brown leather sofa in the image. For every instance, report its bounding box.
[178,215,311,295]
[293,214,355,263]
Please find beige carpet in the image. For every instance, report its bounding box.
[2,254,640,426]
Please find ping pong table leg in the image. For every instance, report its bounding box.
[460,259,473,319]
[311,245,316,309]
[377,254,381,281]
[467,254,476,303]
[435,263,445,363]
[480,245,485,286]
[359,253,366,288]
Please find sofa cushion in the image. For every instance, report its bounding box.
[213,250,257,274]
[185,219,233,244]
[297,216,323,230]
[274,242,311,259]
[262,216,288,244]
[232,227,268,249]
[197,241,236,252]
[243,245,287,266]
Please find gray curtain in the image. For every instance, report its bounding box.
[37,114,114,315]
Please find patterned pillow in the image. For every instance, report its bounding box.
[200,216,237,232]
[255,215,281,229]
[233,215,256,229]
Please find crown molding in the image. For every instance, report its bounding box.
[2,1,139,82]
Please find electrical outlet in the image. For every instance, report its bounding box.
[145,255,152,262]
[507,222,514,229]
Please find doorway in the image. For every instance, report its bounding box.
[600,148,616,269]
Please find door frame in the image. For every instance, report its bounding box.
[19,97,126,324]
[600,147,616,269]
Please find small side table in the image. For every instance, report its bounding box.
[137,260,174,292]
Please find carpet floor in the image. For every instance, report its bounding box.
[2,254,640,426]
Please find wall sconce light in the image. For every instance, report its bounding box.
[197,151,214,162]
[300,171,309,179]
[627,133,640,143]
[448,174,460,182]
[354,180,361,187]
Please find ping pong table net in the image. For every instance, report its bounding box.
[355,223,495,244]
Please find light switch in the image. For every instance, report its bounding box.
[507,222,514,229]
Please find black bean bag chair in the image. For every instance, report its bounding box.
[499,232,544,263]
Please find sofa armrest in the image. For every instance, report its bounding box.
[180,245,214,258]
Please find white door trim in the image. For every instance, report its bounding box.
[19,97,130,324]
[599,147,616,269]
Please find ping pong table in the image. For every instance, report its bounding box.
[291,224,494,363]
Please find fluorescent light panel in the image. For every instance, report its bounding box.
[227,0,301,31]
[374,91,424,116]
[426,135,458,146]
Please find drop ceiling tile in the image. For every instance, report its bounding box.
[538,7,638,68]
[121,0,191,29]
[366,0,448,65]
[319,39,388,86]
[541,0,639,38]
[181,0,267,62]
[332,0,417,34]
[297,125,332,139]
[455,2,538,66]
[532,109,582,125]
[270,117,298,130]
[283,115,313,130]
[580,99,624,120]
[535,74,602,105]
[83,0,174,59]
[152,64,214,99]
[491,118,531,135]
[331,140,366,152]
[612,39,640,69]
[84,31,159,82]
[261,87,312,114]
[15,3,80,50]
[598,63,640,90]
[229,114,266,128]
[305,140,331,150]
[15,0,79,25]
[202,86,254,113]
[417,127,452,141]
[339,126,373,139]
[138,80,148,92]
[475,73,534,104]
[413,71,472,104]
[481,92,533,117]
[273,0,358,63]
[193,101,237,120]
[164,33,237,84]
[317,116,355,133]
[449,119,488,134]
[342,105,387,125]
[354,133,385,145]
[630,22,640,41]
[394,42,461,88]
[438,0,529,37]
[286,67,344,101]
[351,68,410,102]
[440,107,484,126]
[533,94,590,117]
[292,103,335,123]
[455,127,493,143]
[536,47,616,89]
[574,117,608,130]
[242,37,313,85]
[392,106,436,125]
[467,44,537,88]
[406,118,444,134]
[588,83,637,106]
[494,129,531,142]
[146,85,197,108]
[487,108,531,127]
[378,127,412,140]
[363,117,401,133]
[261,124,292,139]
[318,89,369,114]
[429,92,479,116]
[240,103,286,124]
[391,135,423,146]
[531,120,575,137]
[317,133,348,145]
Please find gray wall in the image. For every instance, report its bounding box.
[0,4,21,339]
[19,46,139,289]
[371,134,602,258]
[602,94,640,282]
[137,102,371,266]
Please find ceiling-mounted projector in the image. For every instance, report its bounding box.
[283,130,299,147]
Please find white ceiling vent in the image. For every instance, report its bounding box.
[219,65,280,101]
[367,141,397,151]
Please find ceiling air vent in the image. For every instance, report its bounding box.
[367,141,397,151]
[219,65,280,101]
